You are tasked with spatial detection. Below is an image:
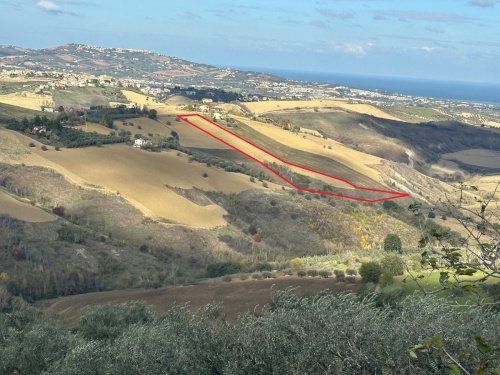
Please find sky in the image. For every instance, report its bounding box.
[1,0,499,83]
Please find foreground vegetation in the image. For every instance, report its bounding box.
[0,291,498,374]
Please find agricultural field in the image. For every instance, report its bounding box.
[0,189,55,222]
[442,149,500,169]
[52,87,127,108]
[231,115,384,184]
[38,277,357,326]
[0,128,268,227]
[0,91,52,110]
[74,122,113,135]
[0,102,47,122]
[244,99,402,121]
[121,90,183,115]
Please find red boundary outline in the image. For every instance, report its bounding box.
[177,114,410,203]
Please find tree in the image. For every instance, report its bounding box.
[359,261,382,283]
[382,200,398,210]
[380,254,405,276]
[384,233,402,253]
[103,114,113,128]
[148,109,157,120]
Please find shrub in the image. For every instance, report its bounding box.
[252,273,263,280]
[334,270,345,282]
[262,272,275,279]
[359,262,382,284]
[248,224,258,235]
[346,275,356,284]
[290,258,304,269]
[206,262,242,278]
[28,142,36,147]
[297,270,306,277]
[262,182,268,188]
[379,272,394,287]
[427,211,436,219]
[346,268,357,276]
[250,177,255,183]
[382,200,398,210]
[409,254,423,272]
[52,206,65,217]
[202,172,208,178]
[306,270,318,277]
[255,263,273,272]
[318,270,332,278]
[377,283,404,306]
[139,244,149,253]
[384,234,402,253]
[41,145,48,151]
[380,254,405,276]
[54,146,61,151]
[222,275,232,282]
[240,274,249,281]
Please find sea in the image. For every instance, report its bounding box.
[229,66,500,105]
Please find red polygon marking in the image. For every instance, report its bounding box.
[177,114,410,203]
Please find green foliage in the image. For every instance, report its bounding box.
[382,200,398,210]
[380,254,405,277]
[297,270,306,277]
[334,269,345,282]
[306,270,318,277]
[359,262,382,284]
[318,270,331,278]
[2,293,498,374]
[78,302,155,341]
[206,262,242,278]
[384,233,402,253]
[255,263,273,272]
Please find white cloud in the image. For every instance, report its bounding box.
[36,0,60,11]
[334,42,368,56]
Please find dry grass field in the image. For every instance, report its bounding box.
[244,99,402,121]
[0,128,266,227]
[75,122,113,135]
[119,115,231,149]
[442,149,500,169]
[121,90,183,115]
[232,115,384,184]
[182,115,356,189]
[0,189,55,222]
[38,277,357,326]
[0,91,52,111]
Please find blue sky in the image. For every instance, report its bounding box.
[1,0,499,82]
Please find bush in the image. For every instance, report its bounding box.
[384,234,402,253]
[248,224,258,235]
[290,258,304,269]
[359,262,382,284]
[346,268,357,276]
[54,146,61,151]
[252,273,263,280]
[427,211,436,219]
[380,254,405,276]
[297,270,306,277]
[202,172,208,178]
[306,270,318,277]
[334,270,345,282]
[222,275,232,282]
[382,200,398,210]
[379,272,394,287]
[318,270,332,278]
[255,263,273,272]
[139,244,149,253]
[240,274,249,281]
[28,142,36,147]
[206,262,242,278]
[52,206,65,217]
[377,283,404,306]
[41,145,48,151]
[346,275,356,284]
[262,272,275,279]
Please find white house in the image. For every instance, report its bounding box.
[134,138,147,148]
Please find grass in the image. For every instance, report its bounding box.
[0,189,55,222]
[52,87,126,108]
[0,102,49,123]
[37,277,358,326]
